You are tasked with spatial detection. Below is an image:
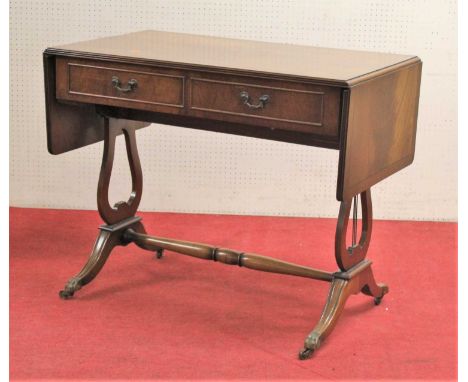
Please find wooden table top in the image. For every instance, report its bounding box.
[47,30,418,86]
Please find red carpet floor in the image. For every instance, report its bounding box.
[10,207,457,381]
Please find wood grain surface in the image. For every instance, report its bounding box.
[46,30,417,86]
[337,61,422,200]
[44,30,422,201]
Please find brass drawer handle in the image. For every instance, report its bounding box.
[240,91,270,109]
[111,76,138,93]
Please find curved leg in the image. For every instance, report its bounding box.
[59,229,120,299]
[299,262,389,359]
[300,189,389,359]
[59,219,146,299]
[299,277,359,359]
[360,266,389,305]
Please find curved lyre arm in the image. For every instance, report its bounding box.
[335,189,373,271]
[97,118,143,224]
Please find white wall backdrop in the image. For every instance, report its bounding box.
[10,0,457,220]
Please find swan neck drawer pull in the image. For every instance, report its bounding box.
[239,91,270,109]
[111,76,138,93]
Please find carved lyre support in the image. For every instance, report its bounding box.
[98,118,143,225]
[335,189,372,271]
[59,126,388,361]
[59,118,145,299]
[299,189,388,359]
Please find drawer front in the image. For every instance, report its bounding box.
[188,76,341,136]
[55,57,341,140]
[55,58,185,112]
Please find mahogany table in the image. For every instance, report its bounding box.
[43,30,421,359]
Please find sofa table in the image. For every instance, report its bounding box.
[43,30,422,359]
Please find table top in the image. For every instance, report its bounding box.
[48,30,417,86]
[44,30,422,200]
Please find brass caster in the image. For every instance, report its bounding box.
[374,295,384,305]
[59,289,74,299]
[59,278,81,299]
[374,296,383,305]
[298,347,314,360]
[155,248,164,259]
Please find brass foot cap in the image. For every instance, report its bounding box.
[298,348,314,360]
[59,290,74,299]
